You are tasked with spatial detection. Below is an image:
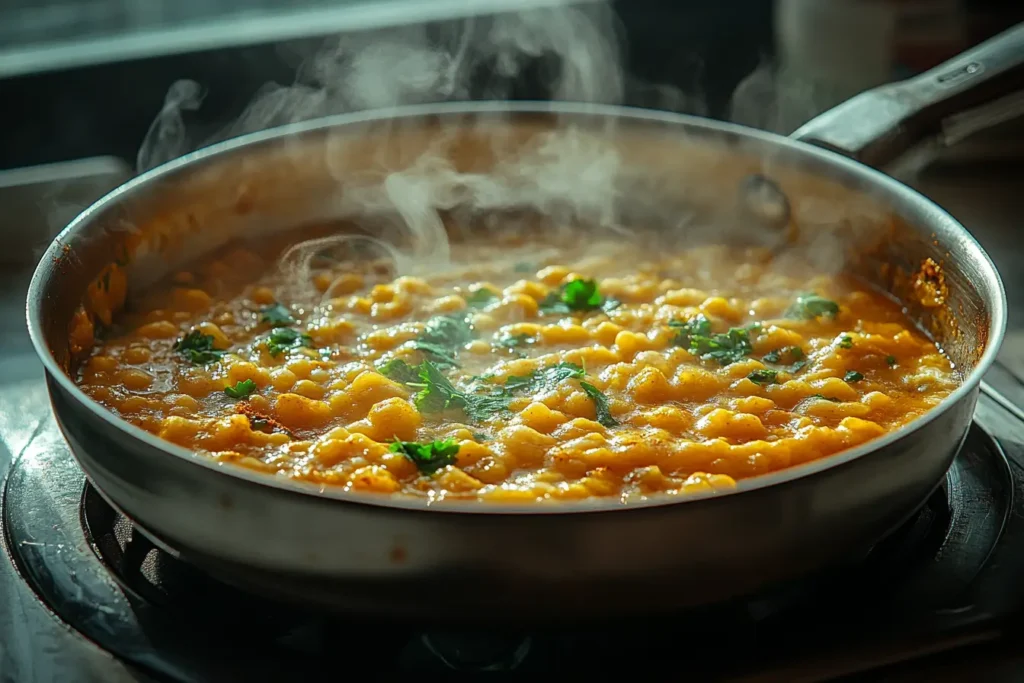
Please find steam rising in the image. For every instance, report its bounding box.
[139,4,626,170]
[138,1,830,298]
[137,2,658,290]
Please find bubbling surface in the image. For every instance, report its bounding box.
[73,224,958,504]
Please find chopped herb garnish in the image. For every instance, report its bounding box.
[539,278,620,315]
[762,346,807,373]
[579,381,618,428]
[669,314,712,348]
[504,362,585,394]
[411,360,511,422]
[377,359,421,385]
[747,369,778,385]
[465,288,499,308]
[495,333,534,350]
[844,370,864,383]
[266,327,313,357]
[689,325,758,366]
[410,361,464,413]
[224,379,257,399]
[839,335,853,349]
[413,314,475,368]
[472,432,491,442]
[260,303,295,327]
[421,314,475,347]
[886,355,897,367]
[412,341,461,369]
[563,279,602,309]
[809,394,842,402]
[389,439,459,475]
[173,331,225,365]
[786,293,840,320]
[406,359,590,423]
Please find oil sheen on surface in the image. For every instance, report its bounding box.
[72,227,959,504]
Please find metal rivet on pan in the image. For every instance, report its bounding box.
[738,173,791,231]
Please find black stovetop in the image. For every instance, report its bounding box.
[3,365,1024,681]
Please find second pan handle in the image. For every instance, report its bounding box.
[791,22,1024,168]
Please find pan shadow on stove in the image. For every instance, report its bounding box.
[4,419,1015,679]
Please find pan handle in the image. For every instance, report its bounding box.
[791,22,1024,168]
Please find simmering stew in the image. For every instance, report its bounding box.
[72,227,959,503]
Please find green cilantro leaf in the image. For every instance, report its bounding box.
[465,288,499,308]
[579,380,618,428]
[503,362,585,394]
[260,303,295,327]
[562,279,602,309]
[377,359,421,385]
[413,361,465,413]
[495,333,535,350]
[747,369,778,385]
[839,335,854,349]
[762,346,807,373]
[173,331,225,365]
[389,439,459,475]
[689,325,759,366]
[886,355,897,367]
[404,359,590,424]
[224,379,257,399]
[413,314,476,368]
[412,360,512,423]
[669,314,712,348]
[461,393,516,422]
[412,341,461,369]
[266,327,313,357]
[786,293,840,320]
[809,394,842,402]
[421,314,475,347]
[844,370,864,383]
[539,278,620,315]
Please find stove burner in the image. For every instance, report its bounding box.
[2,422,1018,680]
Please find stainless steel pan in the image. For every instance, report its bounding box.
[26,25,1022,620]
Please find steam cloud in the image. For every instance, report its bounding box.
[135,1,709,293]
[136,1,833,298]
[138,3,633,172]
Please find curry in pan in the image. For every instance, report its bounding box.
[71,227,959,503]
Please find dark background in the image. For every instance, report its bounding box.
[0,1,773,170]
[0,0,1020,172]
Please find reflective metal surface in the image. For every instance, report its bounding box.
[25,100,1006,618]
[792,22,1024,168]
[6,384,1024,680]
[2,134,1024,680]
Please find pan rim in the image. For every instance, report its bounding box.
[25,100,1008,516]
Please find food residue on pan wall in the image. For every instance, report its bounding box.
[913,257,946,308]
